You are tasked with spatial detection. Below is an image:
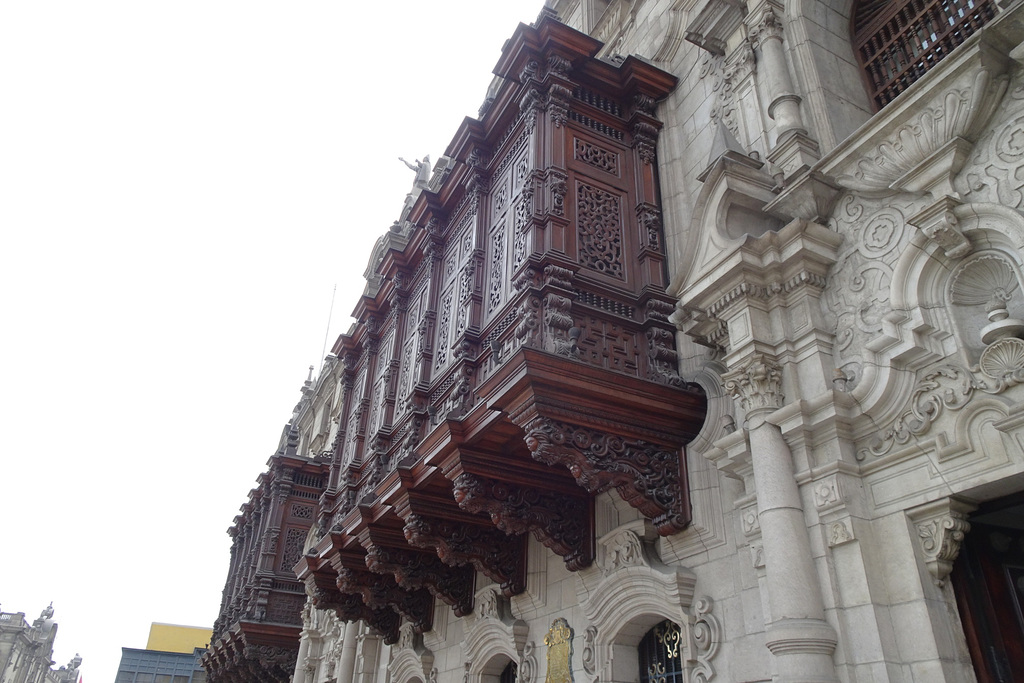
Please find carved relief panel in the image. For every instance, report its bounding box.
[566,127,635,285]
[822,193,929,388]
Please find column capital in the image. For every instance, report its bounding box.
[723,353,784,419]
[749,5,784,48]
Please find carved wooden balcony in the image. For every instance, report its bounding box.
[386,464,528,597]
[205,440,328,682]
[297,10,706,641]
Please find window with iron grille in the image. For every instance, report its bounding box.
[638,620,684,683]
[852,0,997,109]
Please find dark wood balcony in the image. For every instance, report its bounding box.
[204,438,328,682]
[296,9,705,642]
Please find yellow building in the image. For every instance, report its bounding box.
[145,624,211,655]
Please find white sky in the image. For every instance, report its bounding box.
[0,2,543,680]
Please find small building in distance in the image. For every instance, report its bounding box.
[144,624,210,657]
[115,623,211,683]
[0,604,81,683]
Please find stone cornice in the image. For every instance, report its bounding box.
[676,218,841,349]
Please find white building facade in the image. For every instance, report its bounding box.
[283,2,1024,682]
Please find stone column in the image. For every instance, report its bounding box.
[750,5,804,137]
[749,3,821,180]
[337,621,360,683]
[294,631,313,683]
[725,354,838,683]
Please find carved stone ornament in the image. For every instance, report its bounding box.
[596,528,648,575]
[749,5,784,47]
[827,521,855,548]
[950,254,1024,344]
[581,625,597,676]
[475,586,503,621]
[908,197,971,258]
[723,353,784,418]
[521,642,538,683]
[390,622,435,683]
[691,597,721,683]
[825,63,1010,195]
[907,498,977,585]
[544,618,574,683]
[859,356,1024,459]
[951,254,1021,308]
[684,0,747,56]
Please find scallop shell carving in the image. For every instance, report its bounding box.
[979,337,1024,379]
[951,255,1019,306]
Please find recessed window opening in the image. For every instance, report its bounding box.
[852,0,997,109]
[638,620,685,683]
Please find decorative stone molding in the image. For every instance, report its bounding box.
[723,354,783,418]
[521,642,538,683]
[581,625,598,677]
[464,587,529,681]
[819,31,1012,196]
[764,170,842,223]
[685,0,746,56]
[907,498,977,585]
[581,529,720,683]
[677,220,840,361]
[908,196,971,258]
[750,543,765,569]
[596,527,650,575]
[811,476,842,513]
[690,597,721,683]
[739,505,760,539]
[748,4,784,48]
[950,253,1024,344]
[389,624,435,683]
[858,357,1024,460]
[703,41,757,147]
[951,254,1021,309]
[826,521,855,548]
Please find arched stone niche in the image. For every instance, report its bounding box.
[949,252,1024,363]
[580,523,720,683]
[853,202,1024,421]
[463,587,530,683]
[850,201,1024,460]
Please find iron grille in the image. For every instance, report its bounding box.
[853,0,997,109]
[638,620,685,683]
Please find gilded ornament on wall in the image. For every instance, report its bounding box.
[544,617,574,683]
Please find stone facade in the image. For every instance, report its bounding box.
[0,605,81,683]
[217,1,1024,681]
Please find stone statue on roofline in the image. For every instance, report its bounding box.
[400,155,432,191]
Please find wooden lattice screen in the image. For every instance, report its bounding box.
[853,0,997,109]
